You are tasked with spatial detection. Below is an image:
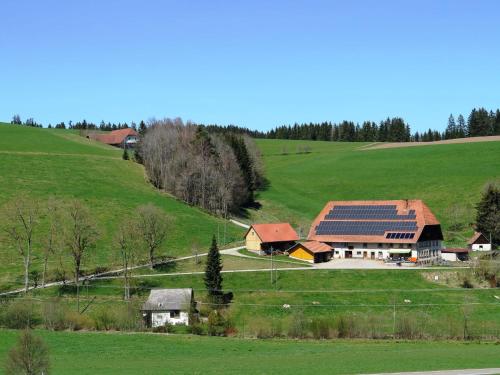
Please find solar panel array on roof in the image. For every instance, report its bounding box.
[385,232,415,239]
[315,221,418,236]
[325,205,416,220]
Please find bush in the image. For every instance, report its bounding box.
[65,311,93,331]
[310,317,333,339]
[43,298,67,330]
[336,314,356,338]
[288,311,308,339]
[152,323,173,333]
[396,315,419,339]
[459,271,474,288]
[187,323,204,335]
[92,309,115,331]
[1,299,39,329]
[207,310,230,336]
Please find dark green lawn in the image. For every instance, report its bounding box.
[252,138,500,246]
[1,330,499,374]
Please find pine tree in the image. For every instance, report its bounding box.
[122,147,129,160]
[204,235,223,303]
[457,114,466,138]
[475,182,500,248]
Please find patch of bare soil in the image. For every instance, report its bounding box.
[360,135,500,150]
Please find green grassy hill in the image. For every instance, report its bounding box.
[1,330,500,375]
[251,139,500,245]
[0,124,243,289]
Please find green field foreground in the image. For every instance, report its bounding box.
[252,138,500,245]
[1,329,500,374]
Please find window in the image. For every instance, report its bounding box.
[335,251,339,254]
[479,245,483,249]
[389,243,393,248]
[363,243,367,249]
[170,310,180,319]
[378,243,383,249]
[356,251,362,255]
[407,244,412,249]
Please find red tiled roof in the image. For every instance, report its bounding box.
[442,248,469,253]
[247,223,299,243]
[307,200,441,244]
[467,232,488,245]
[94,128,138,145]
[294,241,332,253]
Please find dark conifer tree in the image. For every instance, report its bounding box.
[122,148,129,160]
[475,183,500,248]
[204,235,223,302]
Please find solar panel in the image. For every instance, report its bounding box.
[315,221,418,236]
[325,206,416,220]
[385,232,415,239]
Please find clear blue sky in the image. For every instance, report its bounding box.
[1,0,499,132]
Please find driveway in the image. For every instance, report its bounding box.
[313,258,414,270]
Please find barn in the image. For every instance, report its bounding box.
[288,241,333,263]
[244,223,299,254]
[308,200,444,264]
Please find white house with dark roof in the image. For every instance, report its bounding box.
[307,200,443,264]
[142,288,195,327]
[468,232,492,251]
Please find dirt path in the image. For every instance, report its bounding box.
[360,135,500,150]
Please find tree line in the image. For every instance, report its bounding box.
[137,118,265,216]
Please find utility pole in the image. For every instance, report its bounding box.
[270,246,274,285]
[392,296,396,338]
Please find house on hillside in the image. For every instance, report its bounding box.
[468,232,491,251]
[90,128,138,148]
[307,200,443,265]
[245,223,299,254]
[141,288,195,328]
[441,248,470,262]
[288,241,333,263]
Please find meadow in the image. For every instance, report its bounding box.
[0,124,243,290]
[251,138,500,245]
[1,329,500,374]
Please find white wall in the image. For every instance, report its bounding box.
[151,311,189,327]
[472,243,492,251]
[441,252,458,262]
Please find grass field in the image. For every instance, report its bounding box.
[0,329,499,374]
[251,138,500,245]
[0,124,243,290]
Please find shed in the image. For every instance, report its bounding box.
[142,288,195,327]
[288,241,333,263]
[441,248,470,262]
[245,223,299,254]
[468,232,491,251]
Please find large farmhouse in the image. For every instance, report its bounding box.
[307,200,443,264]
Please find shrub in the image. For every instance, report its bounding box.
[92,309,115,331]
[207,310,230,336]
[396,315,419,339]
[65,311,93,331]
[336,314,356,338]
[310,317,333,339]
[1,299,39,329]
[288,311,308,339]
[43,298,67,330]
[188,323,204,335]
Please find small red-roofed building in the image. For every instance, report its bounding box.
[245,223,299,254]
[467,232,491,251]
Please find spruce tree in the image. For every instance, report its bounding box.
[475,182,500,248]
[122,147,129,160]
[204,235,223,303]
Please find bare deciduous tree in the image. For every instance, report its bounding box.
[2,196,39,293]
[115,220,138,300]
[41,198,61,287]
[63,200,98,312]
[136,204,170,269]
[4,329,50,375]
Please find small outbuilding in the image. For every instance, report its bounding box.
[288,241,333,263]
[245,223,299,254]
[441,248,470,262]
[468,232,491,251]
[142,288,195,328]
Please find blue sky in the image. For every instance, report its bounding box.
[1,0,499,132]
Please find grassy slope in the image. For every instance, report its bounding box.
[0,124,243,289]
[252,139,500,245]
[1,330,499,374]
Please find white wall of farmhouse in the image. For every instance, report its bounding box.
[151,311,189,327]
[329,240,441,262]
